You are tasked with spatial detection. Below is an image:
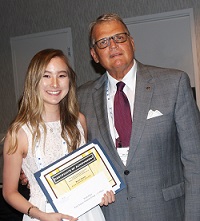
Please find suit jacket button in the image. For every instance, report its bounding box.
[124,170,130,175]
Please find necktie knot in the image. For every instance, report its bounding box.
[116,81,125,91]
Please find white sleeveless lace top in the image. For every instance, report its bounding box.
[22,121,105,221]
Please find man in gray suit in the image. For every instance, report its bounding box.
[78,13,200,221]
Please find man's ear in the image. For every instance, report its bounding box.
[90,48,99,63]
[130,36,135,53]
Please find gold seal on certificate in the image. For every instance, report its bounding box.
[34,139,125,217]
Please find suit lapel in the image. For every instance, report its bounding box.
[127,62,155,166]
[91,63,155,168]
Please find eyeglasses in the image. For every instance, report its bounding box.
[93,32,129,49]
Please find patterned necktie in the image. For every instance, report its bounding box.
[114,82,132,147]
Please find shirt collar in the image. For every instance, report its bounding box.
[107,59,137,92]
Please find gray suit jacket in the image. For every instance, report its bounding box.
[78,61,200,221]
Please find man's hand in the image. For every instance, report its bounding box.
[20,169,30,188]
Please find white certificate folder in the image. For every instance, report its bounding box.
[34,139,125,217]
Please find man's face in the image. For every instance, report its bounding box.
[90,20,135,78]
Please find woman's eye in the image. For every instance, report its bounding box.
[59,74,67,78]
[43,74,50,78]
[59,72,68,78]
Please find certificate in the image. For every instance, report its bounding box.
[34,139,125,217]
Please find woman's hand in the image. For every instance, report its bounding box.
[43,213,78,221]
[31,209,78,221]
[100,190,115,206]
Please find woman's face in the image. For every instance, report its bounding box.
[39,56,70,110]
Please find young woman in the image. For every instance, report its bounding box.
[3,49,114,221]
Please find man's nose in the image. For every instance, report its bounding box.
[109,38,118,48]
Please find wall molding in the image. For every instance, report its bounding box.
[124,8,200,108]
